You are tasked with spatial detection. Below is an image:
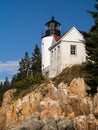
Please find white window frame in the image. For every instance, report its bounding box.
[70,45,77,55]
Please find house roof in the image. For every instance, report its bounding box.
[54,35,62,42]
[49,26,85,51]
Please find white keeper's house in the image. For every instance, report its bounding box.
[41,17,86,78]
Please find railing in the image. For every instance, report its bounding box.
[41,29,65,38]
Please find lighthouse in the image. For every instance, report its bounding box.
[41,17,61,76]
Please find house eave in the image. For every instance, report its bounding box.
[49,40,61,51]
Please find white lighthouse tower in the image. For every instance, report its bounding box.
[41,17,61,76]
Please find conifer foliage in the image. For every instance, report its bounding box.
[84,0,98,94]
[31,44,41,76]
[18,51,31,79]
[18,44,42,80]
[0,44,43,106]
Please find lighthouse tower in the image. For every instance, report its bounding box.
[41,17,61,76]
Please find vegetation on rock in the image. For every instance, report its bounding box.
[0,44,44,106]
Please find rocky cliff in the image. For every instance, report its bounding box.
[0,78,98,130]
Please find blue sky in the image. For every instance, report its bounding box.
[0,0,96,82]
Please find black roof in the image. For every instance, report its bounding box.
[45,17,61,25]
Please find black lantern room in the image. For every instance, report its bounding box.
[45,17,61,37]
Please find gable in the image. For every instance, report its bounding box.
[61,26,85,42]
[49,26,85,51]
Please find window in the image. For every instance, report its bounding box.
[58,46,60,53]
[51,50,53,64]
[70,45,77,55]
[45,25,48,31]
[54,48,56,60]
[57,46,60,60]
[50,23,55,30]
[56,24,60,30]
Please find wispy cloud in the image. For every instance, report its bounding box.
[0,61,19,82]
[0,61,19,74]
[0,60,19,74]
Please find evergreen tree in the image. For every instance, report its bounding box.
[3,77,10,89]
[11,74,17,83]
[0,82,2,91]
[18,51,31,79]
[31,44,41,76]
[84,0,98,94]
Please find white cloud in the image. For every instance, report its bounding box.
[0,60,19,74]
